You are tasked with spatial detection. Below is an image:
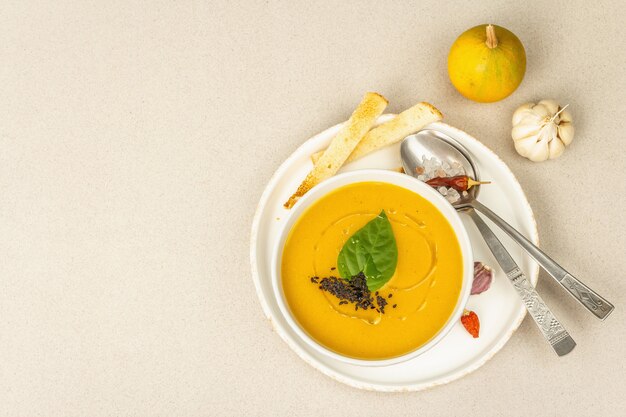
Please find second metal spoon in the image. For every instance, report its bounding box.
[401,129,614,321]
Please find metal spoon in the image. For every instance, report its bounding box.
[401,129,579,356]
[401,129,614,321]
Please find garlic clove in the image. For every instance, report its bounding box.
[532,103,553,119]
[526,131,551,161]
[558,122,575,146]
[512,103,534,125]
[513,142,528,158]
[513,111,544,127]
[517,112,544,126]
[538,99,560,115]
[512,122,541,141]
[548,137,565,159]
[514,134,540,157]
[527,140,550,162]
[560,109,574,123]
[471,262,494,295]
[514,141,531,158]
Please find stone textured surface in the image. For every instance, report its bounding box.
[1,1,625,416]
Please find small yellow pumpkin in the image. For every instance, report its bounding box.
[447,24,526,103]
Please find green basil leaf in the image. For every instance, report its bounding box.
[337,210,398,291]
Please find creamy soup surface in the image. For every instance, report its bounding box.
[282,182,464,360]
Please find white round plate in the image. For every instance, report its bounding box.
[250,116,539,391]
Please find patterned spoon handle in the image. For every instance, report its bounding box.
[465,208,576,356]
[471,199,614,320]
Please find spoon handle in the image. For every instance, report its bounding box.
[465,209,575,356]
[471,200,614,321]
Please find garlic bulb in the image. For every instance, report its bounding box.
[511,100,574,162]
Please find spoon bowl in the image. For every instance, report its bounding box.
[401,130,480,206]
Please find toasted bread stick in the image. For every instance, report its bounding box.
[310,102,442,164]
[284,92,388,208]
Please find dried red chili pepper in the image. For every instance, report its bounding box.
[425,175,490,191]
[461,309,480,338]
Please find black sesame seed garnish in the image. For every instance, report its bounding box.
[330,267,336,271]
[393,304,397,308]
[312,272,376,311]
[388,293,393,298]
[376,295,388,314]
[310,272,398,314]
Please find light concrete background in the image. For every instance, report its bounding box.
[1,1,625,416]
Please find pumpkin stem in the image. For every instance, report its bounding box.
[485,24,498,49]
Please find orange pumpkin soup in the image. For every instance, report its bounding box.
[281,182,463,360]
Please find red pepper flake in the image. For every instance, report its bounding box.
[461,309,480,338]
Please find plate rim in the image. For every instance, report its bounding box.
[249,117,540,392]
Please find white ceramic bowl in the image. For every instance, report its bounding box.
[271,169,473,367]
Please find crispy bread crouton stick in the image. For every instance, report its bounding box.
[310,102,442,164]
[284,92,388,208]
